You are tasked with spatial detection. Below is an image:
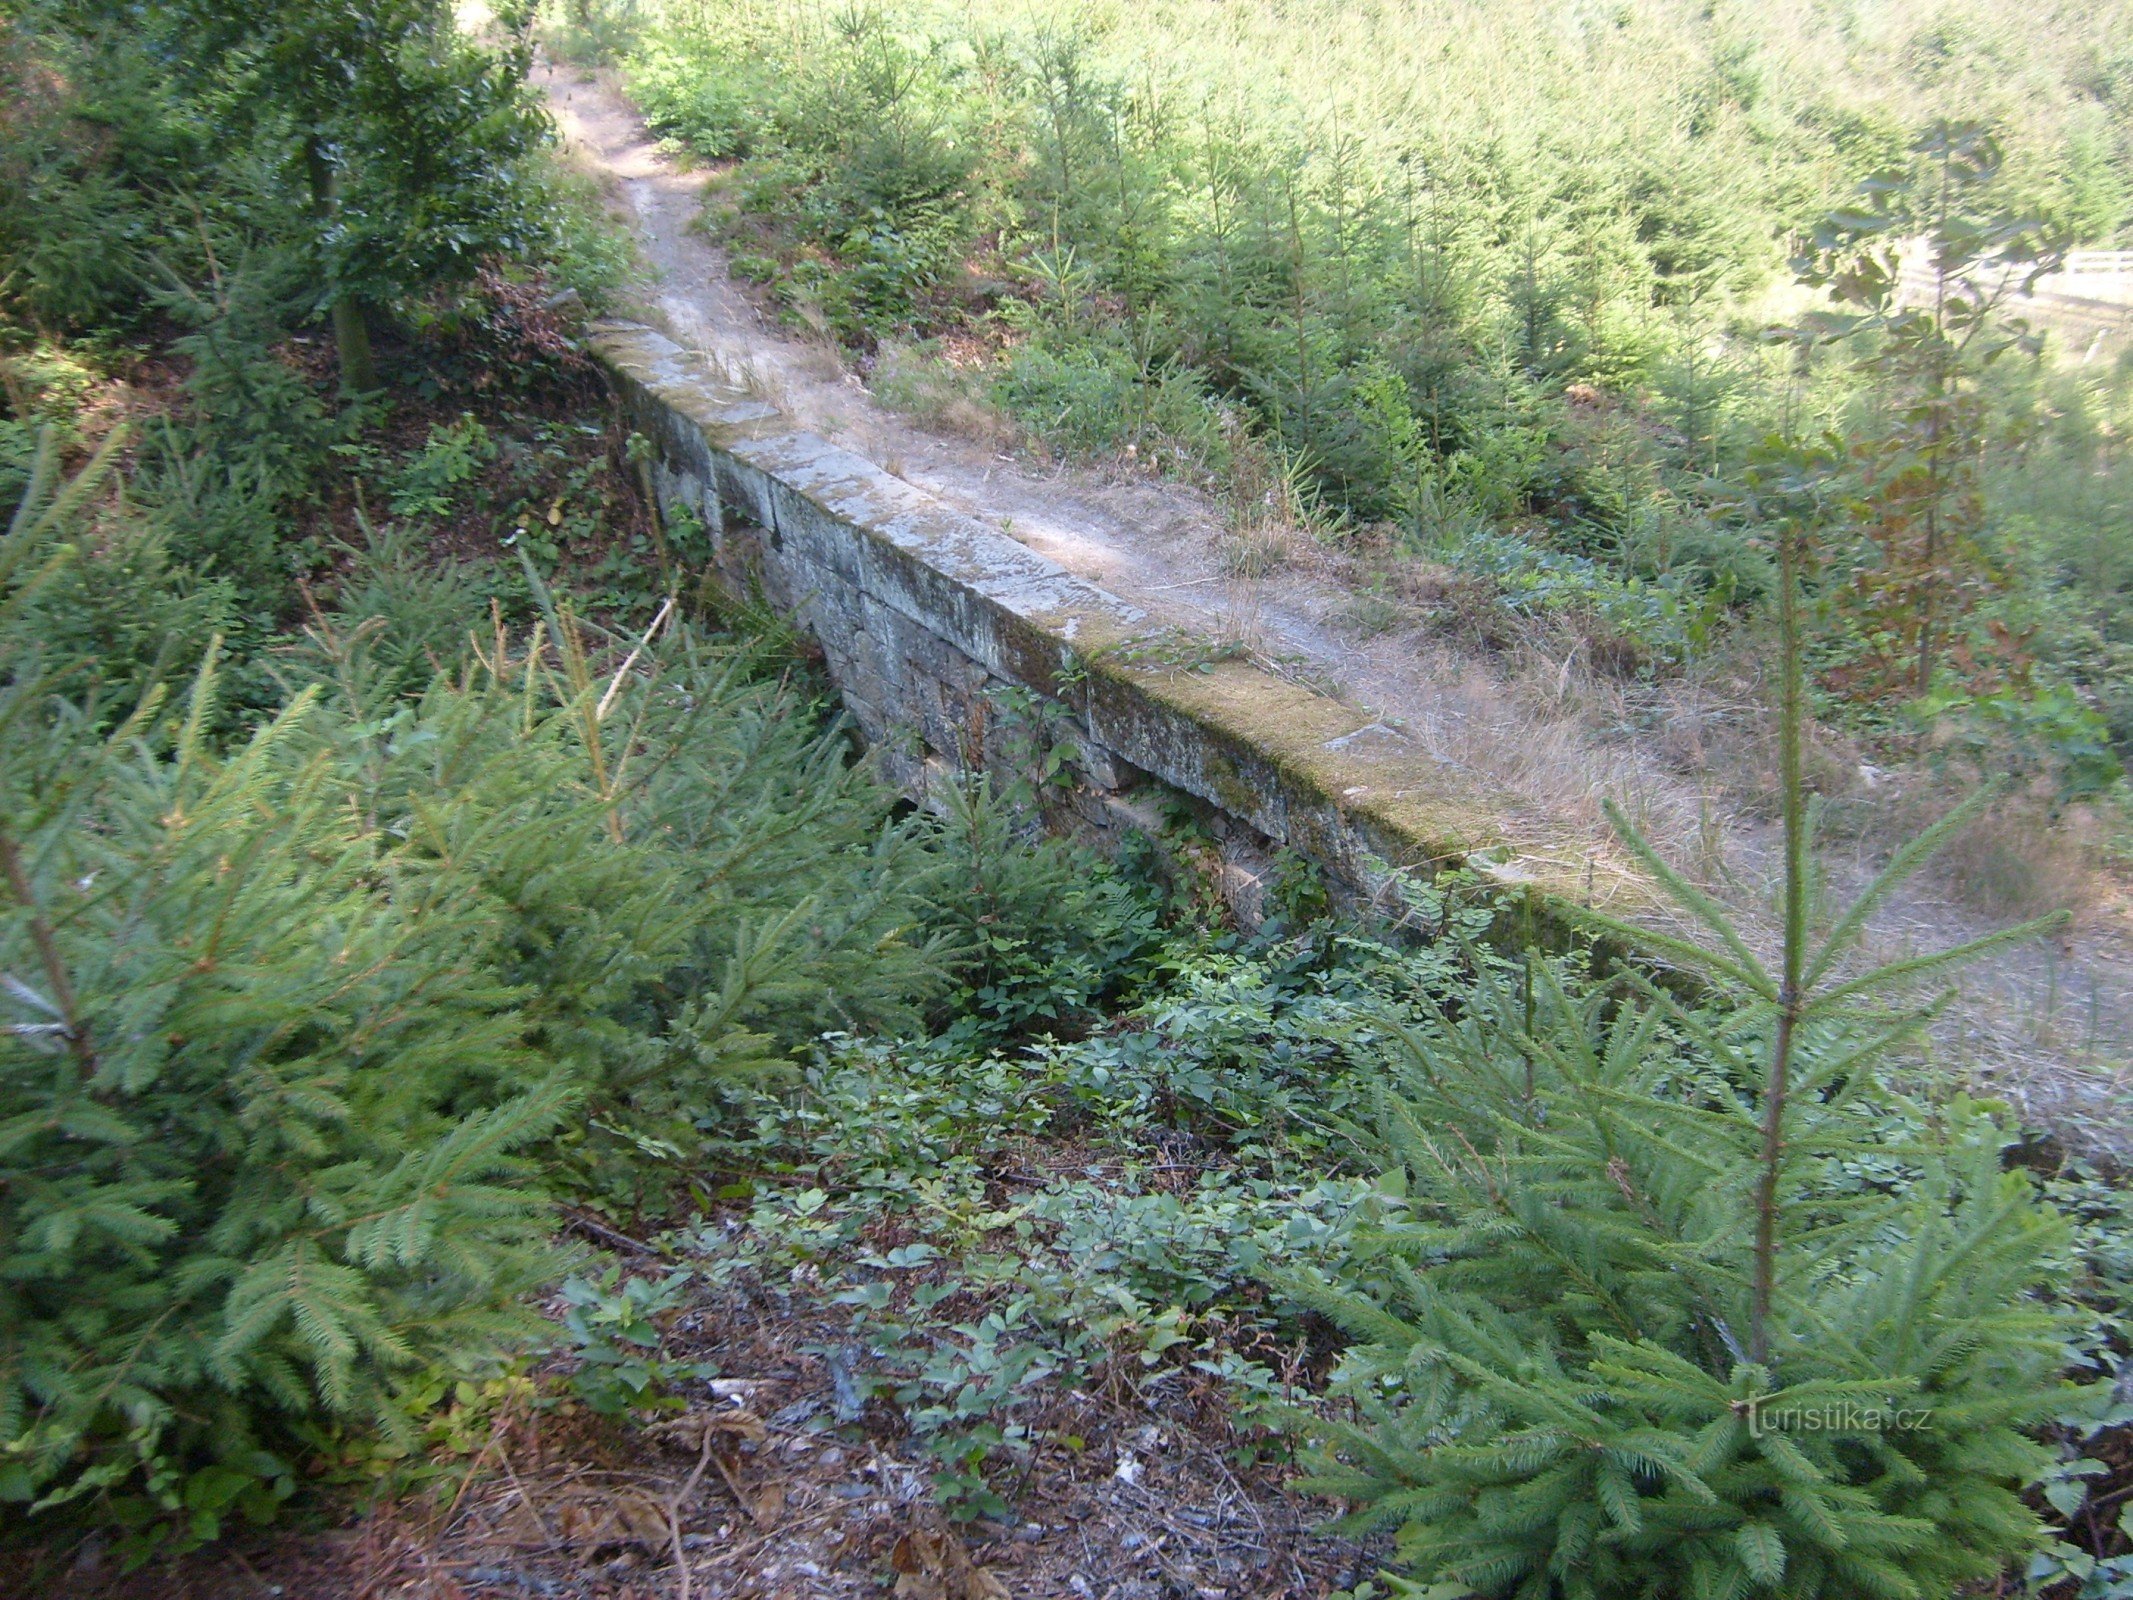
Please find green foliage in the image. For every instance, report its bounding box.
[992,339,1229,467]
[624,33,767,157]
[1761,135,2133,789]
[385,413,498,521]
[2027,1159,2133,1596]
[169,0,550,384]
[1273,524,2092,1596]
[1426,524,1734,670]
[634,6,978,342]
[0,659,574,1550]
[557,1266,714,1415]
[4,0,599,624]
[926,772,1165,1038]
[675,922,1481,1518]
[1784,122,2069,707]
[1919,679,2126,807]
[628,0,2133,746]
[140,257,357,627]
[799,201,970,342]
[0,448,956,1535]
[544,0,648,70]
[355,770,2118,1571]
[0,22,207,333]
[8,2,2129,1570]
[2,430,240,713]
[5,0,558,393]
[1989,361,2133,760]
[1282,981,2080,1597]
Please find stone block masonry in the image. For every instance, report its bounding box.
[594,321,1651,940]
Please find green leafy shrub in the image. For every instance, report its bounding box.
[0,22,204,333]
[544,0,647,69]
[798,202,970,340]
[682,980,1403,1520]
[385,412,496,521]
[1260,358,1431,523]
[0,660,575,1544]
[140,250,354,625]
[1428,524,1726,669]
[626,7,978,340]
[558,1266,715,1415]
[625,36,768,158]
[926,774,1165,1037]
[993,340,1228,466]
[1287,979,2079,1596]
[4,430,238,711]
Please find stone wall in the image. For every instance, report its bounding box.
[594,321,1642,935]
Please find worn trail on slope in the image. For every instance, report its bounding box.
[534,60,1669,859]
[537,58,2132,1134]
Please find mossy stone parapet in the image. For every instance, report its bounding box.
[592,321,1652,942]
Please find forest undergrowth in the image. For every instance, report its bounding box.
[579,0,2133,927]
[4,4,2133,1598]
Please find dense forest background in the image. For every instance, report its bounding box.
[610,0,2133,805]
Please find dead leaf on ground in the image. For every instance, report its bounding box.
[737,1478,785,1528]
[889,1520,1013,1600]
[644,1409,769,1451]
[486,1484,672,1551]
[644,1407,783,1528]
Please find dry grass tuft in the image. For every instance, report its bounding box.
[1940,801,2105,923]
[869,342,1018,451]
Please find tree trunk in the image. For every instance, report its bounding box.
[331,296,379,395]
[305,135,379,396]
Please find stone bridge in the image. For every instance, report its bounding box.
[595,321,1657,945]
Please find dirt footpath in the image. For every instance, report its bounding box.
[535,58,2133,1145]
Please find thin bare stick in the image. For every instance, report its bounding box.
[597,597,676,723]
[0,827,94,1082]
[668,1503,693,1600]
[665,1422,719,1600]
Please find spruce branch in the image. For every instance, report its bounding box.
[1750,514,1811,1367]
[1599,797,1774,997]
[0,825,95,1083]
[1802,782,1999,988]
